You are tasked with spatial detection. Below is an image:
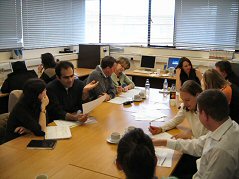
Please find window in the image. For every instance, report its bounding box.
[150,0,175,46]
[174,0,239,50]
[85,0,100,43]
[22,0,85,49]
[0,0,23,49]
[101,0,149,45]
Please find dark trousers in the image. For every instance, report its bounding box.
[171,154,198,179]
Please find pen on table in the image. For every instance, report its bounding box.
[160,156,167,166]
[149,116,166,126]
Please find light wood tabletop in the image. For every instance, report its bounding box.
[74,68,93,77]
[0,88,189,179]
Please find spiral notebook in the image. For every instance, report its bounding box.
[45,126,72,140]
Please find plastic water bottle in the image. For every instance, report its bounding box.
[145,79,150,98]
[163,79,168,97]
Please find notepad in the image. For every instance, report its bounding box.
[45,126,72,140]
[27,140,57,150]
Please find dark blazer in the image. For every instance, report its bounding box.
[1,70,38,93]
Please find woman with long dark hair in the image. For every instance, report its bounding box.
[176,57,202,91]
[5,79,49,142]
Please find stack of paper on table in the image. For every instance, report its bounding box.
[108,88,141,104]
[54,117,97,128]
[45,126,72,140]
[155,147,174,167]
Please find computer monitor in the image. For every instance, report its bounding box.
[167,57,180,69]
[140,55,156,70]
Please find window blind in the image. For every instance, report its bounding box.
[22,0,85,49]
[0,0,23,49]
[174,0,239,50]
[150,0,175,46]
[101,0,148,45]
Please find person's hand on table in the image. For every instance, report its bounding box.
[149,126,162,135]
[14,126,30,135]
[122,86,129,92]
[76,113,88,123]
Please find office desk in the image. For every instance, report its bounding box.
[126,70,176,89]
[74,68,93,81]
[0,89,187,179]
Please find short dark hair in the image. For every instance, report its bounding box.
[176,57,193,70]
[100,56,116,69]
[41,53,56,69]
[117,128,156,179]
[197,89,229,122]
[215,61,235,78]
[55,61,74,78]
[180,80,202,96]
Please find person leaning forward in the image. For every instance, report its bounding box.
[153,89,239,179]
[46,61,98,123]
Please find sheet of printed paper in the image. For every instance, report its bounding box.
[108,97,131,104]
[82,95,106,114]
[131,110,166,121]
[155,147,174,167]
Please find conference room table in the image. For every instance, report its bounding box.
[0,88,189,179]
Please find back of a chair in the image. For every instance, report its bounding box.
[8,90,23,113]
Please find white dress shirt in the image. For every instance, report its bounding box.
[161,103,208,138]
[167,118,239,179]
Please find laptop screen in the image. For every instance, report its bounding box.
[168,57,180,69]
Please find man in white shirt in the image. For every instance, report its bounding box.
[153,89,239,179]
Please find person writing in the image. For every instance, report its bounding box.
[149,80,208,139]
[4,79,49,142]
[111,57,135,93]
[153,89,239,179]
[175,57,202,91]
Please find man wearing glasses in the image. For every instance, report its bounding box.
[46,61,98,123]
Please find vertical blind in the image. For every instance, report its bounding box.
[0,0,23,49]
[101,0,148,45]
[174,0,239,50]
[22,0,85,49]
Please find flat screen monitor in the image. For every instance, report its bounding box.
[168,57,180,69]
[140,56,156,70]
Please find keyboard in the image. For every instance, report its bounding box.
[133,70,152,74]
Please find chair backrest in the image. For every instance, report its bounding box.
[8,90,23,113]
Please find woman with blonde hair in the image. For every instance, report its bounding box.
[202,69,239,123]
[111,57,135,93]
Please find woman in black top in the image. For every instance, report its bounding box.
[4,79,49,142]
[215,60,239,87]
[176,57,202,91]
[38,53,57,84]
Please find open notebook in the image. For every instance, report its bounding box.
[45,126,72,140]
